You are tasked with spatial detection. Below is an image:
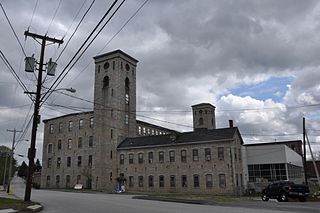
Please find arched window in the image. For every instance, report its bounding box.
[103,76,109,88]
[125,77,130,104]
[199,117,204,125]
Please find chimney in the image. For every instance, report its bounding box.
[229,120,233,128]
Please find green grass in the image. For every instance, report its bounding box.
[0,197,36,211]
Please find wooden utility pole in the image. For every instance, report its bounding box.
[303,117,308,185]
[24,30,63,201]
[6,129,22,193]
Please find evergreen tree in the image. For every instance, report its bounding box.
[35,159,42,172]
[17,161,29,178]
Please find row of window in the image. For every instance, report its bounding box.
[119,147,233,165]
[127,174,229,189]
[194,109,214,115]
[47,136,93,153]
[137,126,170,136]
[46,174,82,188]
[47,155,92,168]
[97,60,134,74]
[49,117,94,134]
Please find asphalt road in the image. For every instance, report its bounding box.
[11,177,319,213]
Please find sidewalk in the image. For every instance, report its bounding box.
[0,185,43,213]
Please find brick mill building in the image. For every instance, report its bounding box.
[41,50,244,195]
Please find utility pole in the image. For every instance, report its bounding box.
[303,117,308,185]
[2,152,8,190]
[6,129,22,193]
[24,30,63,201]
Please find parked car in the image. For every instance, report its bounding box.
[261,181,309,202]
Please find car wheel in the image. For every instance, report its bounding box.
[279,193,288,202]
[261,194,269,201]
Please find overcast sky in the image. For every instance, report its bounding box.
[0,0,319,164]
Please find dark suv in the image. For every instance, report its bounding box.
[261,181,309,202]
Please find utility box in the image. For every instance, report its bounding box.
[47,58,57,76]
[25,57,36,72]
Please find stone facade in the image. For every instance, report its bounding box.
[41,50,245,195]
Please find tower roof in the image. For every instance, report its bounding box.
[191,103,215,108]
[93,49,139,63]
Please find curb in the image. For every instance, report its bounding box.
[133,195,209,205]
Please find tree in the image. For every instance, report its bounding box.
[81,166,92,189]
[35,159,42,172]
[0,146,17,184]
[17,161,29,178]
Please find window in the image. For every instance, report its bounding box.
[234,147,237,160]
[240,173,243,187]
[79,119,83,129]
[88,155,92,167]
[110,151,112,159]
[148,152,153,163]
[181,150,187,162]
[125,114,129,125]
[120,154,124,165]
[56,175,60,188]
[199,110,203,114]
[103,76,109,88]
[205,148,211,161]
[147,128,150,135]
[47,158,52,168]
[138,126,142,135]
[90,117,94,128]
[78,137,83,148]
[46,176,50,187]
[159,175,164,188]
[59,122,63,133]
[236,173,239,187]
[77,175,81,184]
[125,94,129,105]
[58,140,62,150]
[170,175,176,188]
[129,154,134,164]
[138,176,143,187]
[129,176,134,187]
[218,147,224,160]
[89,136,93,147]
[112,61,115,70]
[239,148,241,160]
[148,175,154,187]
[66,175,70,188]
[219,174,226,188]
[192,149,199,161]
[68,121,73,132]
[138,153,143,164]
[169,151,175,162]
[143,127,146,135]
[68,139,72,149]
[182,175,187,188]
[159,151,164,163]
[198,117,203,125]
[49,124,54,134]
[57,157,61,168]
[48,144,53,154]
[77,156,82,167]
[151,129,154,135]
[111,129,113,139]
[67,157,71,167]
[206,174,213,188]
[193,175,200,188]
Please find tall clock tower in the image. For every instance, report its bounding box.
[92,50,138,190]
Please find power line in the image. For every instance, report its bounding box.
[46,0,63,34]
[55,0,95,63]
[28,0,39,28]
[41,0,121,104]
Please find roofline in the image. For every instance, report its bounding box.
[136,120,179,132]
[117,138,234,150]
[243,140,302,146]
[93,49,139,63]
[191,103,215,108]
[43,111,93,123]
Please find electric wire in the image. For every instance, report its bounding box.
[46,0,63,34]
[48,0,126,98]
[41,0,120,104]
[28,0,39,28]
[55,0,95,63]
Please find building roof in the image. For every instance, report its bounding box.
[243,140,302,146]
[136,120,179,133]
[117,127,242,150]
[93,49,139,63]
[43,111,93,123]
[191,103,215,108]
